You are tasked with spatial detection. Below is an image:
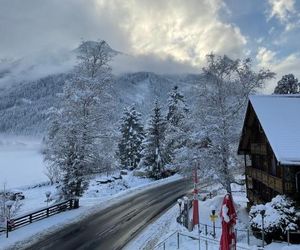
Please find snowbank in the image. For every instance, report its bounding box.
[127,181,300,250]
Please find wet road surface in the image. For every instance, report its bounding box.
[25,178,191,250]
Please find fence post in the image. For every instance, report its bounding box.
[261,211,265,249]
[205,224,208,235]
[177,232,179,249]
[287,230,290,246]
[47,208,49,217]
[261,229,265,249]
[6,220,8,238]
[247,229,250,246]
[235,229,238,242]
[29,214,32,223]
[69,199,73,209]
[163,242,166,250]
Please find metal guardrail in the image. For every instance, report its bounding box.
[154,226,300,250]
[287,230,300,245]
[5,199,74,237]
[154,231,251,250]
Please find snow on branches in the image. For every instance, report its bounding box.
[117,107,145,170]
[249,195,298,241]
[198,54,274,192]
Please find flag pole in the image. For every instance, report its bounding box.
[192,163,200,250]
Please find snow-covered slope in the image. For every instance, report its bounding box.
[0,71,203,135]
[0,40,205,135]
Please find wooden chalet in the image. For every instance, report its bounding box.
[238,95,300,206]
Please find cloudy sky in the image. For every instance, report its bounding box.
[1,0,300,91]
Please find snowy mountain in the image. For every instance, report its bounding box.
[0,71,203,135]
[0,41,204,135]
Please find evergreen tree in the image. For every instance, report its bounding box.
[167,86,189,127]
[274,74,299,94]
[165,86,189,167]
[143,101,170,179]
[117,107,144,170]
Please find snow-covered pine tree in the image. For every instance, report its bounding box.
[143,101,170,179]
[117,107,144,170]
[167,86,189,127]
[165,86,190,169]
[43,76,103,208]
[273,74,299,94]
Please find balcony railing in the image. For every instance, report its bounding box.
[246,166,284,193]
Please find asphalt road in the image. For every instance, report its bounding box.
[25,178,192,250]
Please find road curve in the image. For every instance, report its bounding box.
[24,178,192,250]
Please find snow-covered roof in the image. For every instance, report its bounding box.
[250,95,300,165]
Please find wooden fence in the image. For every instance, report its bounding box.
[6,199,74,237]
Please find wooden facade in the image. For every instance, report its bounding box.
[238,101,300,207]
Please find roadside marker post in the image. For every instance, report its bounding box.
[210,210,218,238]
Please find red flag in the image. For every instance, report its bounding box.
[220,194,237,250]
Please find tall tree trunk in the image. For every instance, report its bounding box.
[73,181,81,209]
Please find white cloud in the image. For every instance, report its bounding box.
[0,0,247,76]
[256,47,277,67]
[268,0,299,30]
[268,0,295,22]
[256,47,300,93]
[96,0,247,67]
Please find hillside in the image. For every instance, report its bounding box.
[0,71,203,135]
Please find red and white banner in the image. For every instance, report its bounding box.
[220,193,237,250]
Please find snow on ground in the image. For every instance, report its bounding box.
[126,180,300,250]
[0,172,182,250]
[0,135,47,188]
[18,172,180,216]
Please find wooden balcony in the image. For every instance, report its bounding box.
[246,166,283,193]
[250,143,267,155]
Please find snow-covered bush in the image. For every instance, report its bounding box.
[0,192,22,228]
[249,195,298,242]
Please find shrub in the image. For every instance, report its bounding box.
[249,195,298,243]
